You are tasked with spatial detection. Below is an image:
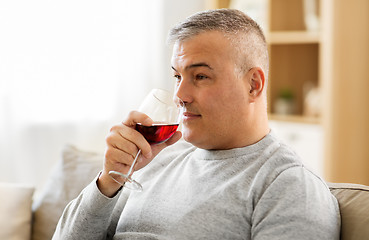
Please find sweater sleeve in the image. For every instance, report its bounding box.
[52,174,128,240]
[251,166,341,240]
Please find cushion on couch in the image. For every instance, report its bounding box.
[31,145,103,240]
[0,182,35,240]
[328,182,369,240]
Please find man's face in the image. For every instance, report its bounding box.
[171,31,253,150]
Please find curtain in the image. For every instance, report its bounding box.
[0,0,206,191]
[0,0,150,189]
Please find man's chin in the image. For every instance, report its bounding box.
[182,128,198,145]
[182,129,211,149]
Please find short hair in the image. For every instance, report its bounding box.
[168,8,269,80]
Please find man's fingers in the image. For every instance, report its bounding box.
[123,111,153,127]
[119,124,152,159]
[105,131,138,159]
[106,111,181,173]
[104,147,133,172]
[108,122,152,159]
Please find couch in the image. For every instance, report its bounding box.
[1,145,368,240]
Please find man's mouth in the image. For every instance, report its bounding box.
[182,111,201,121]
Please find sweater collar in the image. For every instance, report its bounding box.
[192,130,274,160]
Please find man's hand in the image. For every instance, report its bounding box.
[97,111,182,197]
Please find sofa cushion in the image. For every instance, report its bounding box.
[0,182,35,240]
[31,145,103,240]
[328,182,369,240]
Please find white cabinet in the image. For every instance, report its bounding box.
[269,120,324,177]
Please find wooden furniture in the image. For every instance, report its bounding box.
[321,0,369,185]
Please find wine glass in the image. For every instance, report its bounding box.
[109,88,182,192]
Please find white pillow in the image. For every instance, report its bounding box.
[31,145,103,240]
[0,182,35,240]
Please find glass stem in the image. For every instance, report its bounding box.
[127,149,141,177]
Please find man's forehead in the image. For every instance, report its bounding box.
[171,43,205,67]
[171,37,221,69]
[171,50,213,72]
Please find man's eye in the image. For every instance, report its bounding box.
[196,74,208,80]
[174,74,181,81]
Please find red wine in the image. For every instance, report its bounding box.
[135,123,179,145]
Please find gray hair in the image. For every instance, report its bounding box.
[168,9,269,80]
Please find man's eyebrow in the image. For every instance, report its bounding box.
[171,63,213,72]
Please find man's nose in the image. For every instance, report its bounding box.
[174,79,192,106]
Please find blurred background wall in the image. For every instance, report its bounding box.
[0,0,207,191]
[322,0,369,185]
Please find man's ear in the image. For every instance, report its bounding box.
[247,67,265,101]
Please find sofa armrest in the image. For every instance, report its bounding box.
[328,182,369,240]
[0,182,35,240]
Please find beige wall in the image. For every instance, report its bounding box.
[324,0,369,185]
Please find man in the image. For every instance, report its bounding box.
[53,9,340,239]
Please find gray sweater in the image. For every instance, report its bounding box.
[53,132,340,239]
